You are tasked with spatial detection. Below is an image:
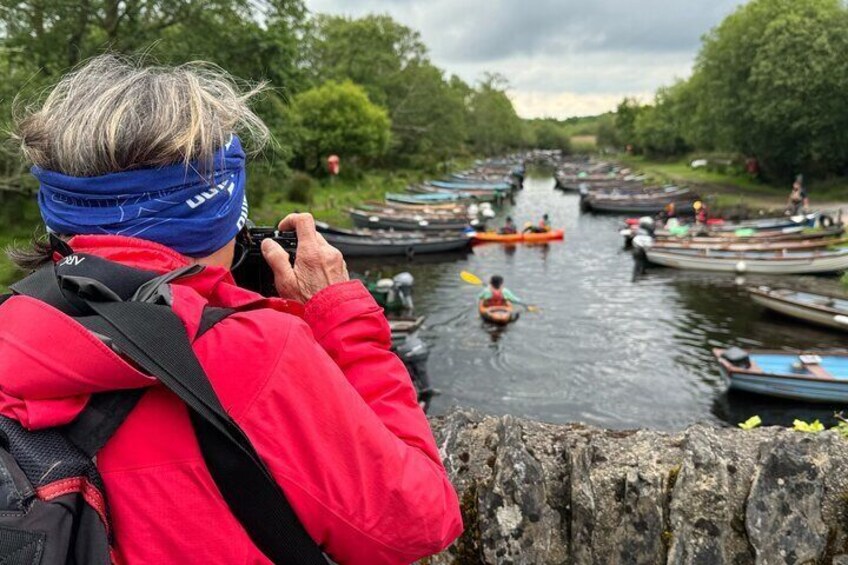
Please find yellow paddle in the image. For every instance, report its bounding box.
[459,271,540,312]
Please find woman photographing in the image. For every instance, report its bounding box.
[1,55,462,564]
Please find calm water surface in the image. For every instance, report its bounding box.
[349,174,848,430]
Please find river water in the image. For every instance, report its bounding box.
[348,173,848,430]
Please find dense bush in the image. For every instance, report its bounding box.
[285,171,315,204]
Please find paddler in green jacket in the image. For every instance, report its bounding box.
[478,275,523,308]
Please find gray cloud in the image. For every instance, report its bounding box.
[306,0,745,117]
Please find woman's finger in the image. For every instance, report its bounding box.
[278,213,319,248]
[261,238,300,300]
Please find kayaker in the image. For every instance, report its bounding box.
[787,175,809,215]
[499,216,518,234]
[478,275,523,307]
[522,215,551,234]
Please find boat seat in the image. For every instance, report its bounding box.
[722,347,751,368]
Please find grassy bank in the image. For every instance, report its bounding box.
[250,169,426,227]
[618,155,848,213]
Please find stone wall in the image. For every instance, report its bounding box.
[426,409,848,565]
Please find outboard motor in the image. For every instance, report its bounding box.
[631,217,656,277]
[392,272,415,311]
[394,332,435,412]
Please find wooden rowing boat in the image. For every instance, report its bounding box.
[714,348,848,402]
[641,246,848,274]
[749,286,848,331]
[651,235,848,252]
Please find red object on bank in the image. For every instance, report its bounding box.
[327,154,340,175]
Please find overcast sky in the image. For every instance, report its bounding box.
[306,0,744,118]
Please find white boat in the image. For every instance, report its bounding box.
[640,246,848,274]
[749,286,848,331]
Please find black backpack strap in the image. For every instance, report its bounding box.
[63,390,145,458]
[81,299,327,565]
[63,307,236,458]
[8,260,326,564]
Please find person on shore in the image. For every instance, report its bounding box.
[499,216,518,234]
[4,55,462,564]
[693,200,708,224]
[787,175,809,215]
[478,275,523,308]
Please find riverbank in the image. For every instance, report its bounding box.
[247,161,474,228]
[618,155,848,214]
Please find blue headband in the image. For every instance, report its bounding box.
[34,135,249,258]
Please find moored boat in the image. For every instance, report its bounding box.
[650,235,848,252]
[426,180,511,192]
[323,231,471,257]
[749,286,848,331]
[385,192,464,205]
[714,348,848,402]
[638,245,848,274]
[349,209,479,231]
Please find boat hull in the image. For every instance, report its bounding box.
[750,287,848,331]
[715,348,848,402]
[326,234,471,257]
[644,248,848,274]
[473,229,565,244]
[350,210,476,232]
[479,303,519,325]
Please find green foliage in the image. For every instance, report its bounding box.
[793,419,825,433]
[634,82,695,157]
[614,98,644,150]
[285,171,315,204]
[468,75,524,155]
[612,0,848,180]
[307,14,470,166]
[291,80,391,169]
[738,415,763,430]
[526,120,572,153]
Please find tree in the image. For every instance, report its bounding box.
[634,83,693,157]
[292,80,391,170]
[614,98,643,150]
[0,0,310,189]
[467,75,523,155]
[307,14,468,166]
[690,0,848,178]
[527,120,572,153]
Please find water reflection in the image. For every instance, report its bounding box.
[352,174,848,430]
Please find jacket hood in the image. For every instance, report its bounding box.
[0,234,302,430]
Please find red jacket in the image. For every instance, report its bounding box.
[0,235,463,564]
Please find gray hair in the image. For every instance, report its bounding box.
[15,54,270,176]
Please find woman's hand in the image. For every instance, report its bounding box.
[261,213,349,302]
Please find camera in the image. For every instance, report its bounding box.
[231,226,298,297]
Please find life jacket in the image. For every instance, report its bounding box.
[484,288,506,307]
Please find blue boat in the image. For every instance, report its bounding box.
[714,348,848,402]
[385,192,462,205]
[427,180,512,192]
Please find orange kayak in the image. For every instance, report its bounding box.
[479,302,520,325]
[473,229,564,244]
